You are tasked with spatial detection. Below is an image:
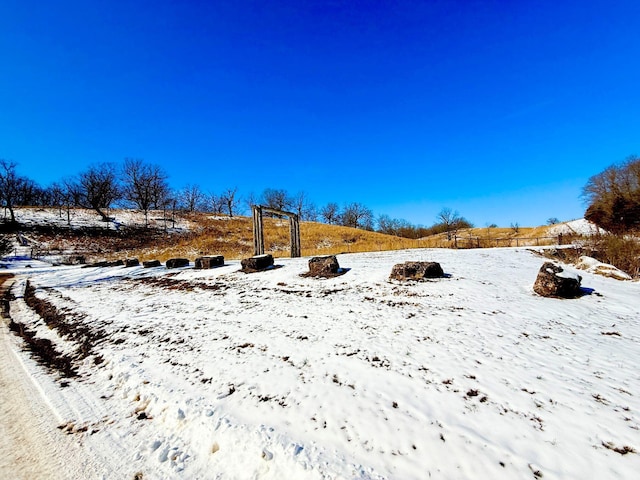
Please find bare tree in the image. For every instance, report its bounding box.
[209,193,225,214]
[78,163,121,221]
[291,191,317,221]
[179,184,205,212]
[437,208,457,240]
[341,202,374,230]
[220,187,239,217]
[46,182,66,217]
[0,159,27,224]
[16,178,43,206]
[320,202,341,224]
[244,192,258,214]
[261,188,293,212]
[121,158,170,225]
[437,207,472,240]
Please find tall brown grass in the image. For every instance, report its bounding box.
[114,215,570,263]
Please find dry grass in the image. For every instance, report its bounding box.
[117,216,426,262]
[11,209,567,263]
[105,214,569,262]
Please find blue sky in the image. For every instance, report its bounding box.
[1,0,638,227]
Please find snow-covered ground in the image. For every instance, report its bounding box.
[548,219,606,237]
[2,247,639,479]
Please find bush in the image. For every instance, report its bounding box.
[583,156,640,234]
[591,235,640,278]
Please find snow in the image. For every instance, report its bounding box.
[6,207,192,232]
[2,247,639,479]
[548,219,606,237]
[575,256,633,281]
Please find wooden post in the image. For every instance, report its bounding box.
[289,213,301,257]
[252,205,264,256]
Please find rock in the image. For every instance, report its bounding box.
[241,254,274,273]
[143,260,162,268]
[389,261,445,281]
[89,261,109,268]
[88,259,123,268]
[195,256,225,269]
[166,258,190,269]
[125,258,140,267]
[575,256,631,281]
[533,262,582,298]
[308,255,340,277]
[63,255,86,265]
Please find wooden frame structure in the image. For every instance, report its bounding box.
[251,205,301,257]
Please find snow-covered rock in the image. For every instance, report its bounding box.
[575,256,632,280]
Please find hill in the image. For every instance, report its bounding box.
[2,207,586,264]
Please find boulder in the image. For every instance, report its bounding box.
[63,255,86,265]
[143,260,162,268]
[308,255,341,277]
[389,261,444,281]
[241,254,274,273]
[575,256,631,281]
[195,256,225,269]
[88,259,124,268]
[533,262,582,298]
[125,258,140,267]
[166,258,190,269]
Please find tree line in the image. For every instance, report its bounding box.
[1,158,473,237]
[583,155,640,234]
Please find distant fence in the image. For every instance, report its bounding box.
[453,234,568,249]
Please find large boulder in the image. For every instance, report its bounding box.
[195,256,225,269]
[389,261,444,281]
[241,254,274,273]
[533,262,582,298]
[308,255,341,277]
[166,258,190,269]
[125,258,140,267]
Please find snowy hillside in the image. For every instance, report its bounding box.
[6,207,193,231]
[547,218,606,237]
[2,247,639,479]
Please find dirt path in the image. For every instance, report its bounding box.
[0,275,98,480]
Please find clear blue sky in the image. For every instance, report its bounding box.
[1,0,638,227]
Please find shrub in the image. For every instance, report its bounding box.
[591,234,640,278]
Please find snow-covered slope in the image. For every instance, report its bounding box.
[3,247,639,479]
[548,218,606,236]
[7,207,192,231]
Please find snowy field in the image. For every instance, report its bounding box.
[1,247,639,479]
